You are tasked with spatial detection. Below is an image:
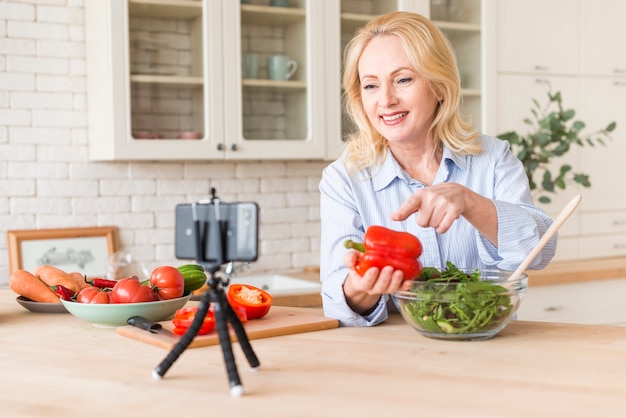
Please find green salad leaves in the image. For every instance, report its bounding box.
[403,262,513,335]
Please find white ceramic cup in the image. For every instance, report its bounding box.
[267,55,297,81]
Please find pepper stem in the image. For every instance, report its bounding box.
[344,240,366,253]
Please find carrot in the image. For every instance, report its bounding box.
[9,270,60,303]
[33,265,82,293]
[67,272,91,291]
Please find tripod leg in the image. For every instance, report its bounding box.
[219,290,260,369]
[211,287,244,397]
[152,288,212,379]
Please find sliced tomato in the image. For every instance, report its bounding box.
[171,307,215,336]
[227,284,272,320]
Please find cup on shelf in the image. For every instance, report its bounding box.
[267,55,297,81]
[270,0,290,6]
[242,53,259,79]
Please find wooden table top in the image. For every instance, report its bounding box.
[2,288,626,417]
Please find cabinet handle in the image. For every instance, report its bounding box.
[614,68,626,74]
[612,243,626,249]
[230,144,238,151]
[613,219,626,225]
[217,143,224,151]
[614,81,626,87]
[534,65,548,71]
[535,78,550,86]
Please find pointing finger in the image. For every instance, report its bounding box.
[390,191,423,221]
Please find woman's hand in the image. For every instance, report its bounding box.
[390,183,467,233]
[342,250,413,315]
[390,183,498,245]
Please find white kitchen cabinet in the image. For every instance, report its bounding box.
[496,0,579,75]
[580,0,626,77]
[577,77,626,211]
[517,278,626,326]
[85,0,490,161]
[493,0,626,262]
[495,74,582,258]
[86,0,333,161]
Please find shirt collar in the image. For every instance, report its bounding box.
[442,145,467,171]
[371,146,468,191]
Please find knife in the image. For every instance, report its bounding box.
[127,315,174,336]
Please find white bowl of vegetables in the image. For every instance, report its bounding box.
[393,263,528,341]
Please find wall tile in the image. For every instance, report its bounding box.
[0,2,328,286]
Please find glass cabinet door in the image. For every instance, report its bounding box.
[430,0,483,131]
[240,2,307,140]
[127,1,205,141]
[86,0,224,160]
[230,0,326,159]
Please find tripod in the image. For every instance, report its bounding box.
[153,192,260,396]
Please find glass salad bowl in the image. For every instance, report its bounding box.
[393,268,528,341]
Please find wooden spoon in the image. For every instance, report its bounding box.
[508,194,582,281]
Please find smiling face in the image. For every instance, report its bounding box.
[357,35,440,147]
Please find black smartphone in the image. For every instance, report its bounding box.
[174,201,259,263]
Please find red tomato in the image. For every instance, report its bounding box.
[110,277,156,303]
[227,284,272,320]
[149,266,185,300]
[77,286,111,304]
[171,307,215,336]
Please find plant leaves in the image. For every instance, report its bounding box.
[499,88,616,204]
[572,120,585,131]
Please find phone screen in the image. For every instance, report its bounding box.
[174,201,259,263]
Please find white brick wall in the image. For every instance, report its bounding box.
[0,0,325,286]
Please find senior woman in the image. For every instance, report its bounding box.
[319,11,556,327]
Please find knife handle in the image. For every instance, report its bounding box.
[127,315,163,333]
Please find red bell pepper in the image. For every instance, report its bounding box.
[227,284,272,320]
[344,225,423,281]
[171,307,216,336]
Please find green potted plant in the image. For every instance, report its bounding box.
[499,89,616,204]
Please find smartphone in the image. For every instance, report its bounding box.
[174,201,259,264]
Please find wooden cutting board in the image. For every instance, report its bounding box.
[116,306,339,350]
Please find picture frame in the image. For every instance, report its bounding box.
[7,226,119,277]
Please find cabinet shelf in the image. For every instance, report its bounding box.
[340,14,481,36]
[341,12,376,34]
[461,88,481,97]
[128,0,202,19]
[242,78,306,91]
[241,4,305,26]
[435,20,481,33]
[130,74,204,87]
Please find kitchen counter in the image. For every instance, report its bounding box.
[2,289,626,417]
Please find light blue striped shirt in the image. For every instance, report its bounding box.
[319,135,556,326]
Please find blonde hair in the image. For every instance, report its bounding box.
[342,11,481,174]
